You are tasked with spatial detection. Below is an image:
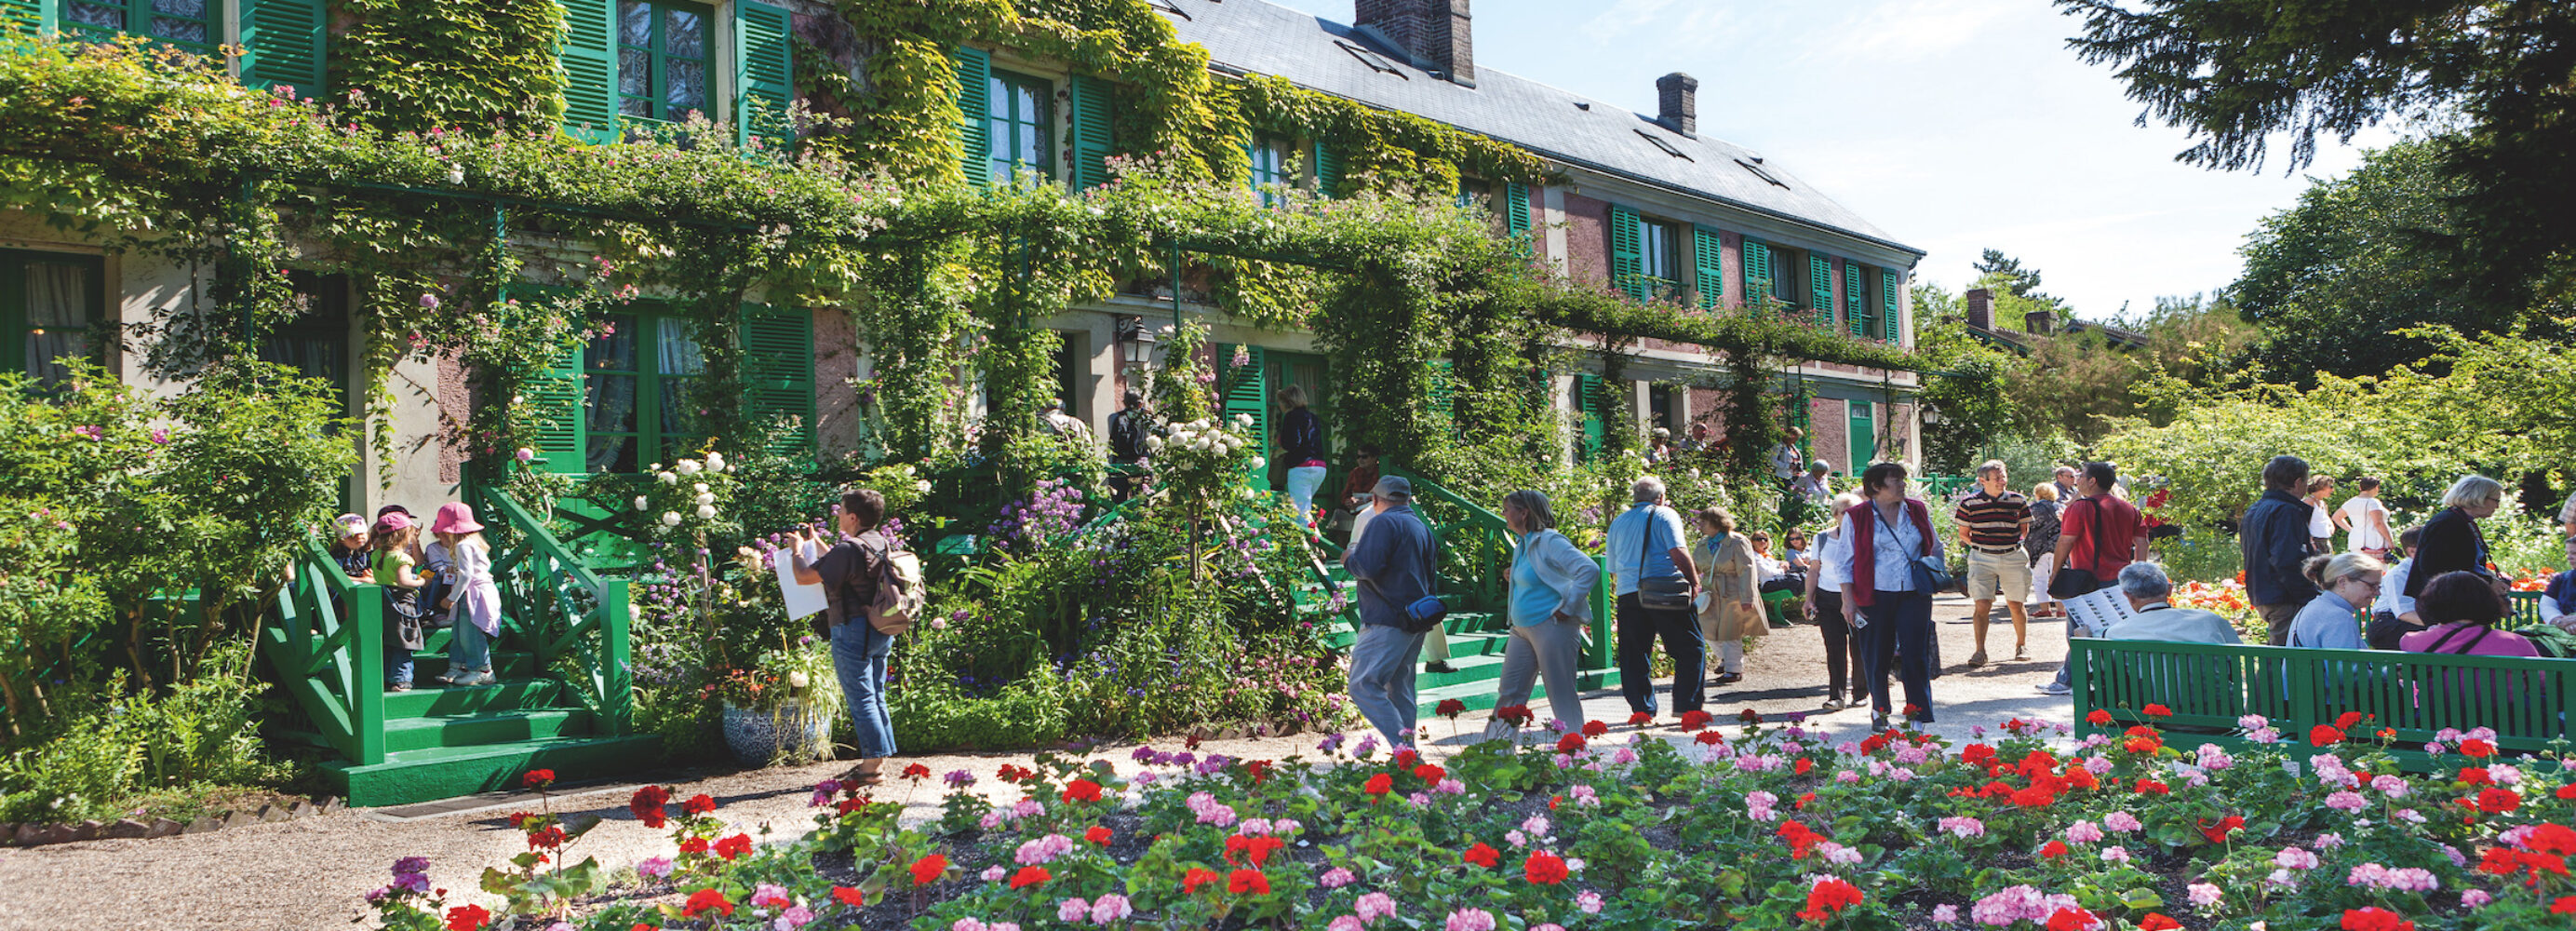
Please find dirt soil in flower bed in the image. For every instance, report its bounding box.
[0,595,2068,930]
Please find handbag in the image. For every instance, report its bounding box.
[2046,498,2108,600]
[1403,595,1450,634]
[1870,501,1958,594]
[1633,506,1695,610]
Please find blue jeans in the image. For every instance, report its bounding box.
[1858,589,1936,722]
[448,618,492,678]
[1346,623,1428,748]
[830,622,898,759]
[386,642,414,687]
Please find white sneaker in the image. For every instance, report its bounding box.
[2035,681,2072,696]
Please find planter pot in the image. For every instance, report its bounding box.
[721,700,837,767]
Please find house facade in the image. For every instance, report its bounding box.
[2,0,1922,511]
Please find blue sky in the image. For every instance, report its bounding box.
[1254,0,2395,322]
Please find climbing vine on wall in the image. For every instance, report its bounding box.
[333,0,567,135]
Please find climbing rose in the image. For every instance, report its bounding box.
[1523,851,1568,884]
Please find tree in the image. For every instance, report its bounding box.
[1971,250,2064,308]
[2231,139,2536,381]
[2056,0,2576,321]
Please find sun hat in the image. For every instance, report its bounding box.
[332,513,369,537]
[376,504,414,519]
[430,502,484,535]
[372,512,412,534]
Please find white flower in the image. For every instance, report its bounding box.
[1145,437,1163,451]
[704,452,726,471]
[633,495,650,511]
[915,480,932,493]
[657,471,678,485]
[693,482,710,493]
[660,511,683,527]
[675,459,702,476]
[786,671,810,689]
[695,504,718,519]
[694,492,717,506]
[1248,456,1266,470]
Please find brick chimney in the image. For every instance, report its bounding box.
[1356,0,1474,86]
[1965,288,1992,331]
[1655,73,1697,136]
[2024,309,2054,335]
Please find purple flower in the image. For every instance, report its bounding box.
[420,292,439,309]
[636,857,675,880]
[943,769,976,789]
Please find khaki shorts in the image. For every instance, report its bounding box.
[1966,548,2032,603]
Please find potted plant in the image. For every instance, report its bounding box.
[715,641,841,767]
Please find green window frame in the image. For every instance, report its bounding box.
[614,0,713,123]
[581,309,708,474]
[1,249,106,386]
[1246,136,1294,204]
[988,68,1053,182]
[58,0,215,53]
[1639,219,1680,285]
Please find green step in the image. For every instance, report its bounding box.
[409,649,538,681]
[382,678,568,719]
[1413,668,1621,718]
[321,734,663,807]
[382,708,595,752]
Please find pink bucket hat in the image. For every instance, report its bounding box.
[429,502,484,534]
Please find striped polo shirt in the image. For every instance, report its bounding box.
[1952,489,2031,554]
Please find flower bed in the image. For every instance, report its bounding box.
[370,712,2572,930]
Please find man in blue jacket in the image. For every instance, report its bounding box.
[2241,455,2319,646]
[1343,476,1437,748]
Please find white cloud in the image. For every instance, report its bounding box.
[1576,0,1682,45]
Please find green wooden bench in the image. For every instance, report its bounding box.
[2072,639,2575,772]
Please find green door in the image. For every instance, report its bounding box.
[1848,399,1874,472]
[1264,350,1327,491]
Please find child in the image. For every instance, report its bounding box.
[328,513,374,582]
[430,503,503,687]
[371,513,427,691]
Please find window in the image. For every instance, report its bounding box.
[1639,220,1680,282]
[582,311,706,473]
[988,69,1053,182]
[2,250,105,385]
[615,0,711,122]
[60,0,215,53]
[1634,128,1691,161]
[1247,136,1294,203]
[1335,38,1406,77]
[1769,245,1806,308]
[258,271,350,403]
[1736,156,1790,190]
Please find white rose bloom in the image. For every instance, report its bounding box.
[660,511,683,527]
[634,495,650,511]
[786,670,810,689]
[1248,456,1266,471]
[675,460,701,476]
[695,504,718,519]
[1145,437,1163,451]
[694,492,716,506]
[657,471,678,485]
[916,479,932,492]
[693,482,709,493]
[704,452,726,470]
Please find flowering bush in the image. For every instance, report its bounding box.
[393,714,2576,930]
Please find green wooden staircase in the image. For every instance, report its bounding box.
[260,490,658,807]
[1295,469,1619,719]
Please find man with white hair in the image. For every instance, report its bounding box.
[1606,476,1703,719]
[2052,466,2080,505]
[2101,562,2243,644]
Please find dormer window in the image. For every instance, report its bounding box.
[1336,39,1407,77]
[1634,128,1691,160]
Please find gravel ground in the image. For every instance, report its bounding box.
[0,594,2071,931]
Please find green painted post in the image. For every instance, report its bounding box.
[598,577,634,736]
[1588,554,1612,670]
[347,562,387,766]
[2070,639,2090,734]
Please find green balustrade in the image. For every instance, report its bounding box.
[475,487,635,735]
[259,538,388,766]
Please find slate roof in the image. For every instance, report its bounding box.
[1155,0,1922,256]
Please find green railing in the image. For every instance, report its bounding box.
[260,539,387,766]
[1916,474,1973,500]
[476,487,635,734]
[1389,466,1517,613]
[2072,638,2574,771]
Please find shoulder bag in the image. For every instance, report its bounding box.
[2046,498,2107,600]
[1879,502,1959,594]
[1634,506,1696,610]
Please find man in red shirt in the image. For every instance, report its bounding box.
[2038,461,2148,696]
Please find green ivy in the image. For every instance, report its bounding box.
[334,0,567,136]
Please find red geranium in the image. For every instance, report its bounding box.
[2011,785,2059,808]
[1581,720,1609,736]
[713,833,752,860]
[1796,876,1864,924]
[2198,815,2245,844]
[2459,767,2493,786]
[2085,708,2113,726]
[909,853,948,886]
[1678,709,1714,731]
[1086,825,1113,844]
[2553,897,2576,915]
[1741,708,1766,723]
[521,769,555,789]
[2529,824,2576,855]
[1627,711,1654,725]
[2046,907,2100,931]
[2558,784,2576,801]
[1392,748,1420,770]
[1009,866,1052,889]
[1695,730,1726,746]
[525,825,566,851]
[1362,773,1393,796]
[2133,778,2170,796]
[628,785,671,829]
[1414,763,1445,784]
[2040,840,2070,858]
[2340,907,2413,931]
[681,793,717,816]
[1794,757,1814,776]
[2309,724,2345,747]
[1062,778,1104,803]
[1496,705,1535,725]
[1225,834,1286,867]
[2335,710,2366,731]
[2477,787,2522,814]
[902,762,932,780]
[1244,759,1274,785]
[1436,698,1468,719]
[678,837,709,855]
[1463,842,1502,868]
[444,904,491,931]
[1227,868,1269,896]
[831,886,865,907]
[1778,820,1826,858]
[1182,867,1221,894]
[2141,704,2172,719]
[1523,850,1568,884]
[2461,737,2496,758]
[1555,733,1588,753]
[682,889,734,919]
[2138,913,2182,931]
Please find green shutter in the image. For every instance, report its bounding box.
[954,47,992,188]
[1743,238,1773,309]
[0,0,51,35]
[557,0,618,142]
[528,341,588,475]
[1427,358,1456,423]
[740,304,816,456]
[1846,261,1870,337]
[1691,225,1724,310]
[733,0,794,151]
[1607,205,1645,303]
[1310,142,1342,196]
[1882,268,1901,343]
[1218,344,1268,479]
[1808,253,1832,326]
[1069,74,1115,191]
[1504,182,1531,237]
[1575,372,1607,462]
[238,0,327,96]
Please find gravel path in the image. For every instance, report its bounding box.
[0,594,2070,931]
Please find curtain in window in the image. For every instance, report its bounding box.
[25,262,89,383]
[656,319,704,375]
